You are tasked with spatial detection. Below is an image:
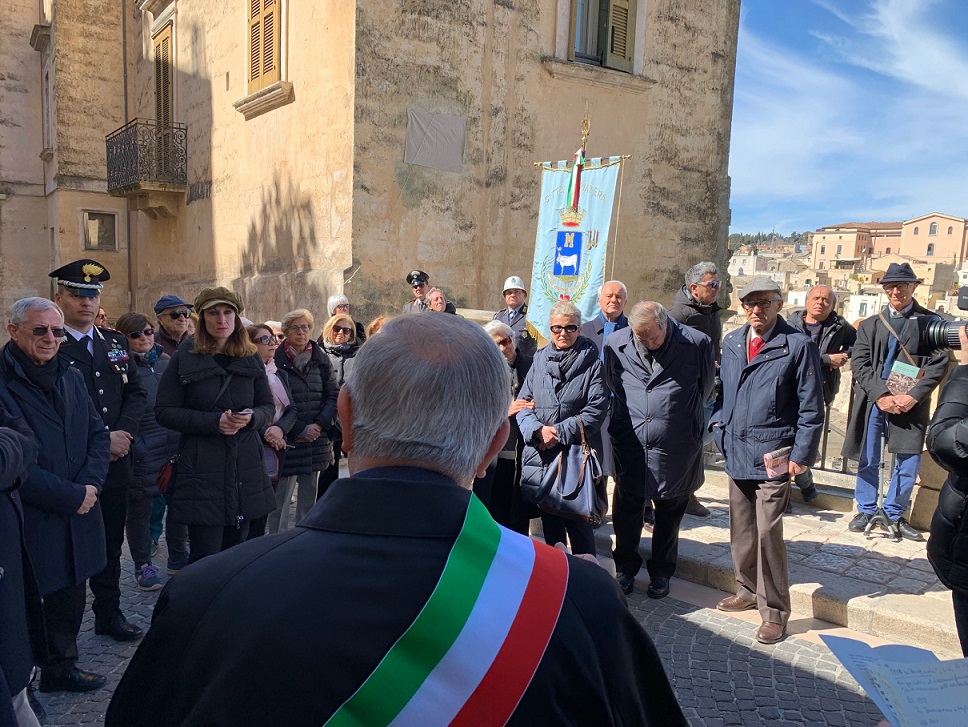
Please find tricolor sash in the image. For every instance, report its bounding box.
[325,495,569,727]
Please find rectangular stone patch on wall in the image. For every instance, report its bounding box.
[404,109,465,172]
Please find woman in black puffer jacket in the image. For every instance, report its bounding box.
[316,313,360,500]
[155,288,275,563]
[925,327,968,656]
[267,309,339,533]
[516,301,608,555]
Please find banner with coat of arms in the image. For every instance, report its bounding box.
[528,155,623,339]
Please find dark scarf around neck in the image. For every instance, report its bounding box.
[4,341,65,418]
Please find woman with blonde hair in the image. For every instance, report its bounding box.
[268,309,339,532]
[316,313,361,499]
[155,287,275,562]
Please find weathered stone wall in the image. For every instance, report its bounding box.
[349,0,740,322]
[0,0,50,319]
[129,0,356,325]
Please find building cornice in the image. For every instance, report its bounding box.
[233,81,295,120]
[541,59,655,94]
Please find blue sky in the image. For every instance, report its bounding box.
[728,0,968,235]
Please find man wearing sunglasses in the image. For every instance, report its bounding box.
[670,262,724,517]
[153,295,194,356]
[0,296,111,694]
[50,260,147,647]
[711,277,823,645]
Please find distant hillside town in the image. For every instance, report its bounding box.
[726,212,968,326]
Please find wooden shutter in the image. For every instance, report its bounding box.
[604,0,634,73]
[154,24,173,126]
[249,0,281,93]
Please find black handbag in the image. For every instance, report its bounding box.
[533,417,607,523]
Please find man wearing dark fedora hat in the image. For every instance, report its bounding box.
[843,262,950,541]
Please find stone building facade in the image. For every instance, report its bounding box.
[2,0,740,326]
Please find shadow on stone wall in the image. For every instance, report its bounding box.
[241,173,320,277]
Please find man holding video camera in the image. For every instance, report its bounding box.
[844,262,949,541]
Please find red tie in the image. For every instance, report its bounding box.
[749,337,765,361]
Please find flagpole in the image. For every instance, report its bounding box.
[609,158,627,281]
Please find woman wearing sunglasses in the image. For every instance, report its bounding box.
[244,324,298,538]
[316,313,361,499]
[516,301,608,555]
[114,313,188,590]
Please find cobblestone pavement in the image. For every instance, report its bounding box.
[31,538,888,726]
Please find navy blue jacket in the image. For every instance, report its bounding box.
[712,317,824,481]
[0,345,110,595]
[605,321,714,500]
[130,348,180,498]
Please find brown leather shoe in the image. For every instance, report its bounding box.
[755,621,786,644]
[716,594,757,612]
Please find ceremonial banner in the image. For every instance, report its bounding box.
[529,156,622,338]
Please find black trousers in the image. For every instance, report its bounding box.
[474,457,534,535]
[317,439,342,501]
[125,488,154,568]
[187,523,250,564]
[89,485,127,623]
[42,582,86,675]
[541,514,596,556]
[612,480,690,580]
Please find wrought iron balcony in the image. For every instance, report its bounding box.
[106,118,187,196]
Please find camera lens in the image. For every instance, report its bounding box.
[919,318,965,351]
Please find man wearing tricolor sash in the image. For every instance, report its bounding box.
[107,314,684,727]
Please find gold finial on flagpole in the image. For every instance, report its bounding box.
[581,102,590,153]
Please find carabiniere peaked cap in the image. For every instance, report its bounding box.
[49,259,110,297]
[406,270,429,286]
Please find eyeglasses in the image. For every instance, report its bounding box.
[549,324,580,334]
[496,336,513,346]
[333,325,353,335]
[287,324,311,333]
[699,280,722,289]
[412,283,427,289]
[128,328,155,340]
[25,325,66,338]
[882,282,913,291]
[741,299,778,311]
[334,303,351,311]
[252,335,278,345]
[166,310,191,320]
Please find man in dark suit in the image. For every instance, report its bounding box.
[606,302,714,600]
[843,263,949,540]
[492,275,537,357]
[0,297,111,693]
[107,313,685,726]
[50,260,147,642]
[711,278,824,644]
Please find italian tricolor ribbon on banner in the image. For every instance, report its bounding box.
[325,495,570,727]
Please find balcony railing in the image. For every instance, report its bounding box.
[106,118,187,196]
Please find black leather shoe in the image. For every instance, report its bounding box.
[616,571,635,595]
[39,667,106,693]
[94,613,143,642]
[848,512,871,532]
[893,517,924,542]
[647,576,670,599]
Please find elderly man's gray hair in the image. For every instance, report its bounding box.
[9,297,64,327]
[684,262,718,288]
[483,320,513,339]
[628,301,669,329]
[549,300,582,324]
[598,280,628,298]
[344,314,511,485]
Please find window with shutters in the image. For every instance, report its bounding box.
[249,0,281,93]
[153,23,174,175]
[569,0,636,72]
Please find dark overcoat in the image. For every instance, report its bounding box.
[493,303,538,358]
[0,419,45,697]
[925,366,968,595]
[516,337,608,491]
[713,317,824,481]
[668,286,723,355]
[0,347,110,595]
[59,326,147,490]
[842,302,950,458]
[581,312,628,476]
[106,471,685,726]
[130,348,180,498]
[605,322,714,500]
[787,309,857,405]
[155,347,275,527]
[274,342,339,475]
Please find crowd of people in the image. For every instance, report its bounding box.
[1,256,967,725]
